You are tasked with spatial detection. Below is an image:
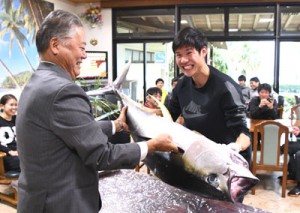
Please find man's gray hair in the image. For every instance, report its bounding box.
[36,10,83,54]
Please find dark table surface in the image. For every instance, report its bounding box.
[98,169,270,213]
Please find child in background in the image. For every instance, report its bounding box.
[144,87,162,109]
[155,78,168,104]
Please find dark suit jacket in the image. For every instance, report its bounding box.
[16,62,141,213]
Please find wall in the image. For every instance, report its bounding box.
[48,0,113,82]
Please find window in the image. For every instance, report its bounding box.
[115,8,175,38]
[125,49,155,63]
[229,6,275,36]
[181,7,225,36]
[280,5,300,36]
[279,42,300,117]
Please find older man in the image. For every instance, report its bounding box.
[16,10,178,213]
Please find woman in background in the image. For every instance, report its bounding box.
[0,94,20,172]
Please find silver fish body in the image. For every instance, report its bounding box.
[119,92,259,202]
[87,62,259,202]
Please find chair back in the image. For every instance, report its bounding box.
[252,120,289,197]
[291,104,300,120]
[0,151,19,205]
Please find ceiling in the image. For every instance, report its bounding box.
[68,0,300,8]
[116,7,300,37]
[67,1,300,36]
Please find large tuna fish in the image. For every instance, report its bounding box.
[87,62,259,202]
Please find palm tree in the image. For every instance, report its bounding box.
[0,0,35,72]
[0,59,21,89]
[19,0,46,43]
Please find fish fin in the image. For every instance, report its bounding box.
[149,94,173,121]
[112,60,131,91]
[120,93,159,115]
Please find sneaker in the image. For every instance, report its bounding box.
[288,186,300,197]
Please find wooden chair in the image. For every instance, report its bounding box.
[277,106,284,119]
[135,162,150,174]
[0,151,19,206]
[291,104,300,120]
[251,120,289,197]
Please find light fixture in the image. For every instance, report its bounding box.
[259,18,274,23]
[181,20,188,24]
[172,20,188,24]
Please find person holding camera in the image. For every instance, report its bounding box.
[248,83,278,120]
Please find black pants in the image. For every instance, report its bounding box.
[4,155,20,172]
[287,141,300,182]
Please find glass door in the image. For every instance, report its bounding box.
[145,42,174,94]
[117,43,144,102]
[117,42,174,104]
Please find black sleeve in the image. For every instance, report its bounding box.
[167,87,181,122]
[0,144,11,153]
[249,97,261,118]
[221,82,250,139]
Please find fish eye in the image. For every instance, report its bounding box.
[207,174,219,188]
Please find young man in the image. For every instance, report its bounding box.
[164,76,179,108]
[238,75,251,105]
[249,77,260,100]
[248,83,278,120]
[287,126,300,196]
[16,10,178,213]
[155,78,168,104]
[144,87,162,109]
[279,126,300,196]
[168,27,251,165]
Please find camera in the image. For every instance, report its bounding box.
[267,97,273,102]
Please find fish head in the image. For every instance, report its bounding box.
[183,139,259,202]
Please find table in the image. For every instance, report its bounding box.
[247,119,300,133]
[98,169,270,213]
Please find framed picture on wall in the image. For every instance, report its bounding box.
[77,51,108,80]
[0,0,54,98]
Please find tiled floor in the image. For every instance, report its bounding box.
[243,171,300,213]
[0,170,299,213]
[0,202,16,213]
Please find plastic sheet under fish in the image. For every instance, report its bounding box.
[98,170,270,213]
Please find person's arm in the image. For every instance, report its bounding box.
[0,144,10,154]
[222,82,251,151]
[111,106,129,134]
[235,133,251,152]
[266,99,278,119]
[51,83,141,170]
[167,86,181,122]
[8,150,18,156]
